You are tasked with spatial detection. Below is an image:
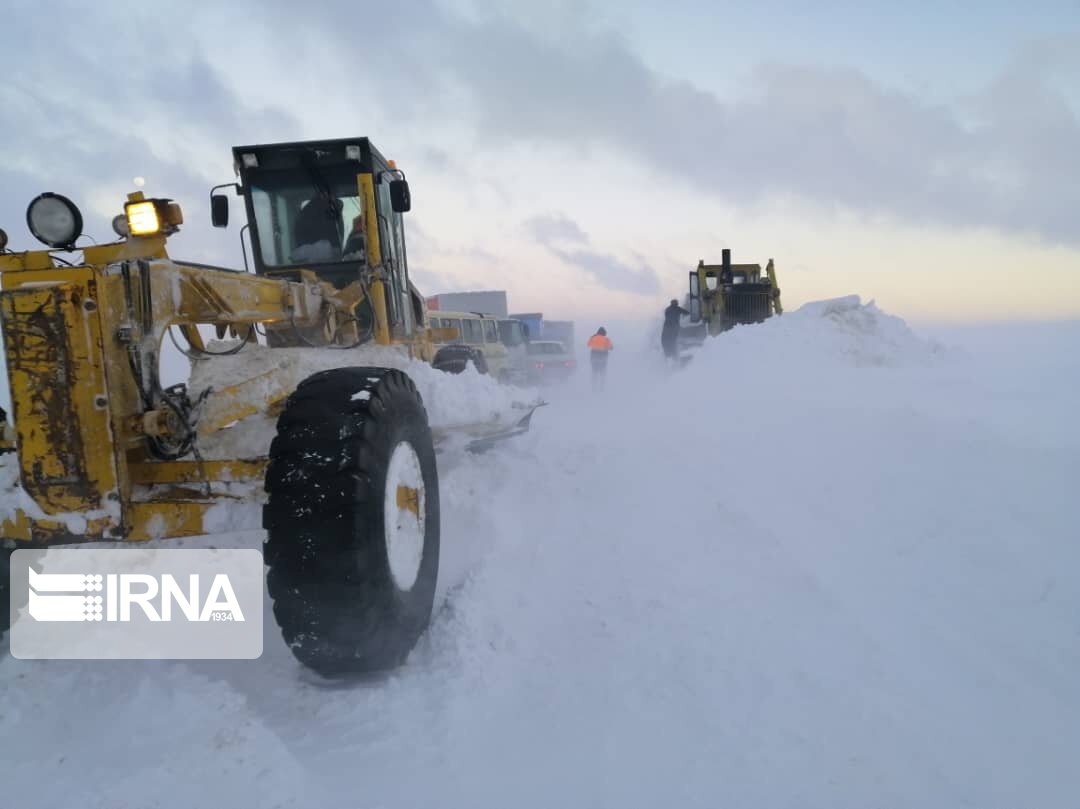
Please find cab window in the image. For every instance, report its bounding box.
[499,320,525,347]
[483,320,498,342]
[463,320,483,342]
[248,166,365,268]
[444,319,462,341]
[528,342,563,355]
[375,180,412,334]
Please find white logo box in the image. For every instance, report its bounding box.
[10,549,263,660]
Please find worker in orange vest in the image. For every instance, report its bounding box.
[586,327,614,391]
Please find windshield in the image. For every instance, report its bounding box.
[249,166,368,268]
[527,342,565,355]
[499,320,525,347]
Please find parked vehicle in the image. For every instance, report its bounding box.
[526,340,577,384]
[430,310,527,383]
[544,320,576,351]
[498,318,530,384]
[509,311,544,341]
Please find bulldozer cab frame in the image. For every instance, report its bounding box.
[688,248,783,336]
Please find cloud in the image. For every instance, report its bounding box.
[3,1,1077,255]
[0,4,302,258]
[425,17,1079,244]
[370,9,1075,244]
[527,213,659,296]
[550,247,660,297]
[523,214,589,245]
[286,4,1074,245]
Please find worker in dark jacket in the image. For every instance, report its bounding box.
[661,299,689,360]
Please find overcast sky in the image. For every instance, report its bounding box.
[1,0,1077,322]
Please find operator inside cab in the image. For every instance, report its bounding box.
[245,160,371,275]
[290,193,366,265]
[235,139,413,326]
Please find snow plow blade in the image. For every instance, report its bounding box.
[465,403,544,453]
[432,402,546,454]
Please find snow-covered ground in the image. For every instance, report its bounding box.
[2,298,1078,808]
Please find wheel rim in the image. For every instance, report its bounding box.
[384,440,426,592]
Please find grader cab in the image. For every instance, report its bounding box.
[687,248,783,336]
[0,137,533,675]
[217,138,425,346]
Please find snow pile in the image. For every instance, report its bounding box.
[692,294,945,370]
[1,301,1077,808]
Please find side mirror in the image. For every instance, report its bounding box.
[211,194,229,228]
[389,179,411,213]
[209,183,240,228]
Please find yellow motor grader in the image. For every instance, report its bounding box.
[0,137,532,674]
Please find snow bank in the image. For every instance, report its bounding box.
[2,299,1077,808]
[694,294,945,369]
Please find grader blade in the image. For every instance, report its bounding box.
[455,404,545,454]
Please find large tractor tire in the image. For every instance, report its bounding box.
[263,367,440,676]
[433,344,488,375]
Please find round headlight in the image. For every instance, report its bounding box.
[26,192,83,249]
[112,214,130,238]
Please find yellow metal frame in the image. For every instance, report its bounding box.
[692,257,783,336]
[0,211,431,544]
[0,154,458,547]
[358,173,393,347]
[0,235,298,543]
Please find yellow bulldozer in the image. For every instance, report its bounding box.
[686,248,783,338]
[0,137,534,674]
